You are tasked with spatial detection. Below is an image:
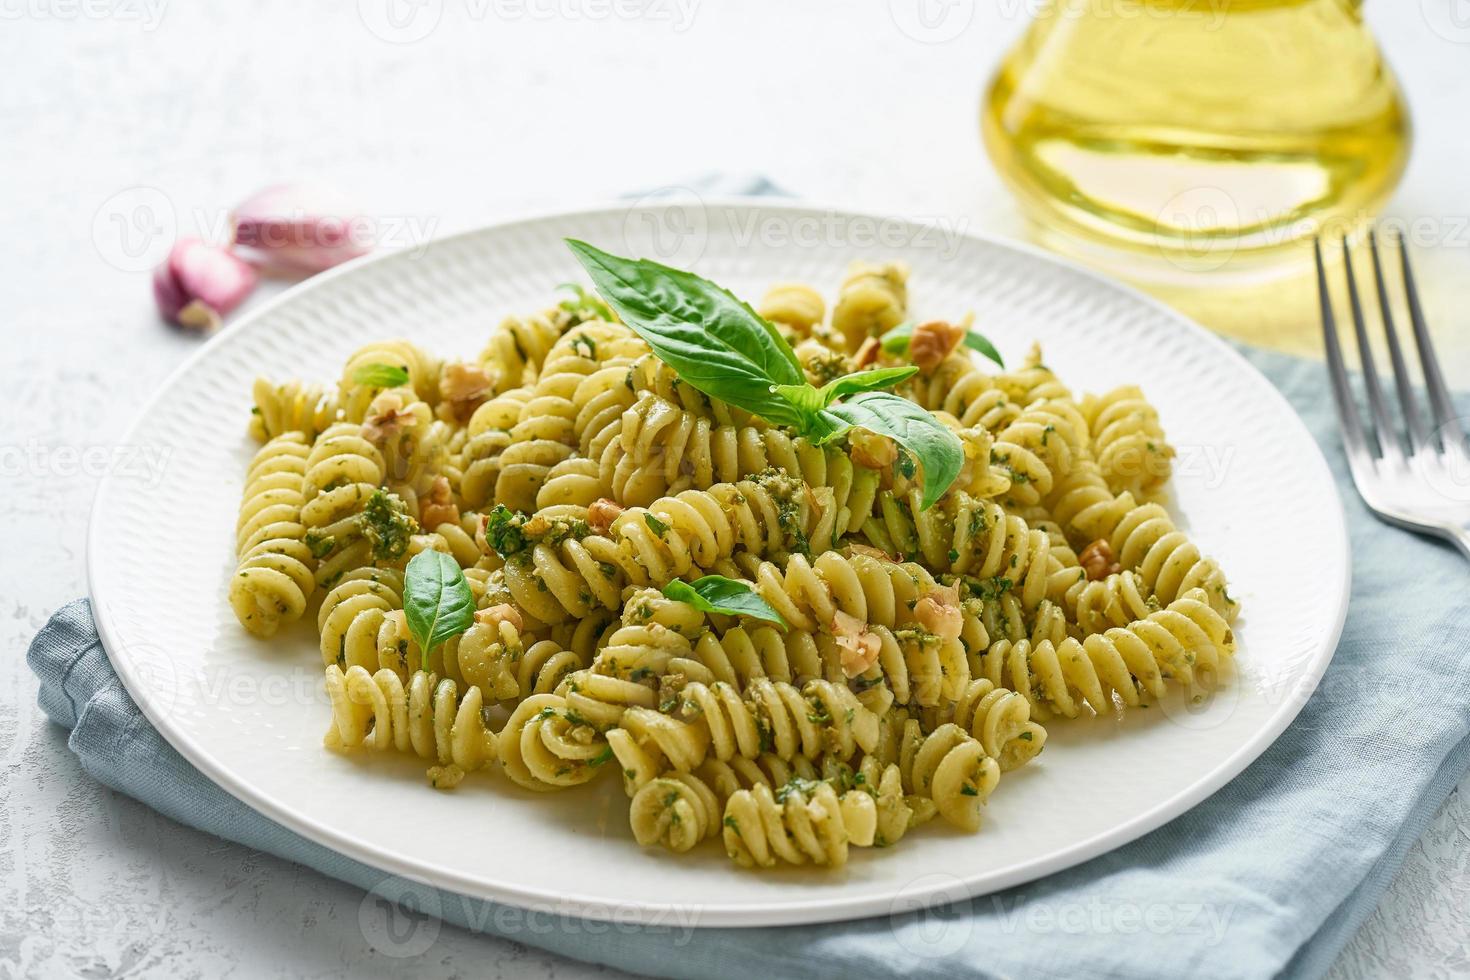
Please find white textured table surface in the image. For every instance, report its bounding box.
[3,3,1467,977]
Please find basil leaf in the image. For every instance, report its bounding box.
[352,362,411,388]
[403,550,476,672]
[879,322,1004,369]
[772,365,917,419]
[814,366,917,405]
[823,392,962,510]
[663,575,787,628]
[557,282,615,324]
[566,240,807,427]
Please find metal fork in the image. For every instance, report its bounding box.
[1315,231,1470,558]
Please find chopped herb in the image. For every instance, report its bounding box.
[360,489,415,561]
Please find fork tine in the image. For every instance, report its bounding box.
[1368,230,1430,452]
[1341,234,1403,460]
[1315,237,1372,460]
[1397,232,1466,452]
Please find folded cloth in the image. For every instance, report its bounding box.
[26,188,1470,979]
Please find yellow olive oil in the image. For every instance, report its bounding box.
[982,0,1410,283]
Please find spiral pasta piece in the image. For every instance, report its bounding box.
[949,678,1047,771]
[459,387,534,509]
[904,351,1021,433]
[479,311,563,390]
[498,692,614,791]
[611,675,881,780]
[989,397,1089,507]
[606,390,881,522]
[831,261,908,352]
[554,589,706,729]
[978,588,1234,720]
[1066,569,1155,636]
[339,340,440,422]
[757,282,826,335]
[499,476,824,625]
[722,779,879,869]
[881,716,999,832]
[324,665,496,787]
[229,433,317,637]
[1083,385,1175,500]
[249,378,340,443]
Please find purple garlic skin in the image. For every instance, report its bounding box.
[153,238,259,331]
[233,184,372,274]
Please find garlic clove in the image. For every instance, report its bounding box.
[232,183,371,274]
[153,238,258,331]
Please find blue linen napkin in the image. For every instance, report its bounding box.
[27,187,1470,979]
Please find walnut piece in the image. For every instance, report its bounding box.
[587,497,625,535]
[419,475,460,530]
[1080,539,1122,581]
[474,603,523,632]
[909,320,967,373]
[832,610,881,677]
[846,543,897,563]
[439,362,493,422]
[852,336,881,369]
[913,582,963,641]
[361,391,417,444]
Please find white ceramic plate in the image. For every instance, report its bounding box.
[89,201,1349,927]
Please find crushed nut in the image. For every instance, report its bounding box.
[419,475,460,530]
[846,543,897,563]
[909,320,968,374]
[853,336,881,369]
[587,497,625,535]
[832,610,882,678]
[361,391,417,444]
[913,582,963,641]
[522,513,552,537]
[1080,539,1122,581]
[439,362,494,422]
[474,603,524,632]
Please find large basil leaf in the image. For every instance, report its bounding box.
[403,550,475,671]
[823,392,963,510]
[567,240,806,427]
[663,575,786,628]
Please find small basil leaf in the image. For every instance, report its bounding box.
[825,392,962,510]
[566,240,807,426]
[879,322,915,354]
[663,575,787,628]
[771,383,827,418]
[403,550,476,672]
[557,282,615,324]
[352,362,411,388]
[879,322,1005,369]
[814,366,917,407]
